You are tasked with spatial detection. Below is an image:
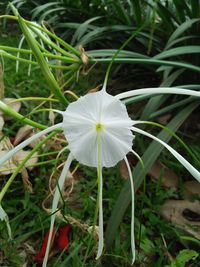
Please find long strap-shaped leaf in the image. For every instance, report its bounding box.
[10,4,68,106]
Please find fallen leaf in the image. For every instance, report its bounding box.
[14,125,44,148]
[120,155,137,180]
[14,125,34,146]
[0,98,21,120]
[0,150,38,175]
[120,159,129,179]
[0,135,13,151]
[184,181,200,200]
[157,114,171,125]
[0,116,4,132]
[161,200,200,239]
[21,168,33,193]
[149,161,179,188]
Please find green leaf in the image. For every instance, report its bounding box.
[32,2,59,20]
[153,46,200,60]
[131,0,142,25]
[10,4,68,106]
[72,16,102,45]
[91,57,200,73]
[88,49,149,59]
[164,249,198,267]
[166,19,199,49]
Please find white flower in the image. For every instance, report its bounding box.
[60,89,136,262]
[0,86,199,267]
[62,90,134,167]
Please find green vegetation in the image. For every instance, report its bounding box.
[0,1,200,266]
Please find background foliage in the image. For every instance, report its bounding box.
[0,0,200,266]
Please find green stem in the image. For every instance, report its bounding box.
[10,6,68,106]
[0,100,47,129]
[0,14,80,58]
[103,24,146,89]
[0,51,37,65]
[28,25,77,59]
[0,45,32,54]
[1,50,79,70]
[27,21,81,58]
[0,45,81,64]
[135,120,200,165]
[9,97,59,103]
[0,131,56,202]
[90,58,200,73]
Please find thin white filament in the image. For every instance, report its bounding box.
[42,153,74,267]
[131,126,200,182]
[16,35,25,73]
[28,53,33,76]
[124,156,135,264]
[0,123,62,167]
[116,88,200,100]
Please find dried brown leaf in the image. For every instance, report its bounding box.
[14,125,45,148]
[14,125,34,146]
[120,159,129,179]
[0,98,21,120]
[184,181,200,199]
[0,116,4,132]
[0,150,38,175]
[149,161,178,188]
[21,168,33,193]
[161,200,200,239]
[157,114,171,125]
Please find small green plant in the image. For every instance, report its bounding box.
[164,249,199,267]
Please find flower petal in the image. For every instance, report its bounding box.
[42,153,73,267]
[96,166,104,259]
[132,126,200,182]
[124,156,135,264]
[116,87,200,100]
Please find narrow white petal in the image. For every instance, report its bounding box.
[0,123,62,167]
[131,126,200,182]
[116,88,200,100]
[124,156,135,264]
[0,205,7,221]
[96,166,104,259]
[42,153,73,267]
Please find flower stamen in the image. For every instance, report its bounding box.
[96,123,104,132]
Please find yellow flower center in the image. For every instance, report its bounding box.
[96,123,104,132]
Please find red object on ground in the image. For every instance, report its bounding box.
[34,228,56,264]
[57,224,71,251]
[34,224,71,265]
